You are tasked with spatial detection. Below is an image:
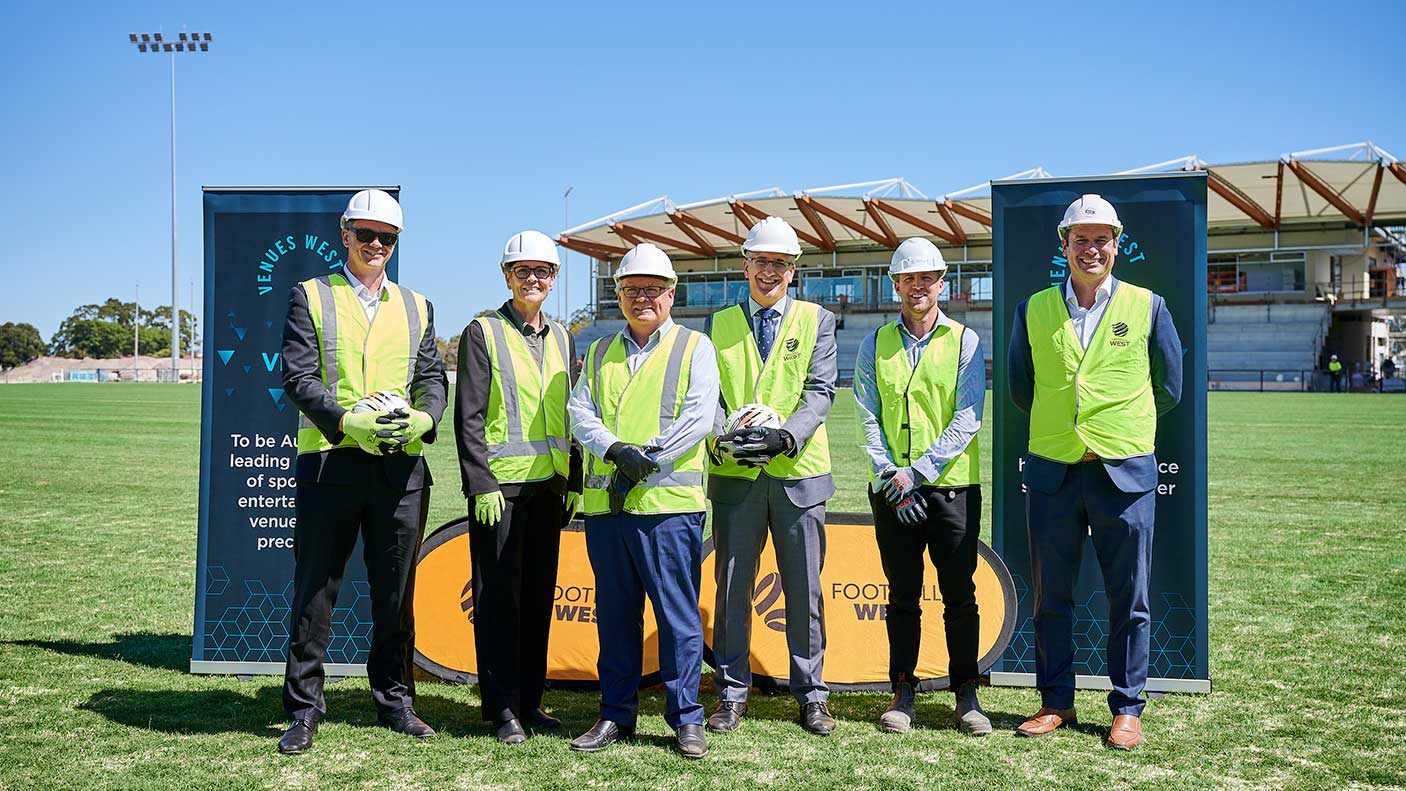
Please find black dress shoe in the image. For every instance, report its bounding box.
[378,709,436,738]
[495,718,527,745]
[706,700,748,732]
[569,719,634,752]
[675,724,708,759]
[800,701,836,735]
[524,708,561,730]
[278,719,317,754]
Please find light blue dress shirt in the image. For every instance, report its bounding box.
[853,309,985,484]
[568,318,720,468]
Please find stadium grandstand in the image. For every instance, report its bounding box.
[558,142,1406,391]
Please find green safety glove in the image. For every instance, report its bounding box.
[401,408,434,443]
[474,491,505,526]
[564,491,580,525]
[342,411,403,455]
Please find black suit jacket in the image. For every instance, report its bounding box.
[281,279,448,490]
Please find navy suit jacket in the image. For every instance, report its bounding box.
[1007,279,1183,494]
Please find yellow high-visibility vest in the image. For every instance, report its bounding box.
[474,313,571,484]
[707,301,830,480]
[297,273,429,456]
[872,319,978,486]
[1026,282,1156,462]
[581,325,706,515]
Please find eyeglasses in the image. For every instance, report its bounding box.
[618,285,668,300]
[509,265,556,281]
[746,256,795,272]
[349,227,399,246]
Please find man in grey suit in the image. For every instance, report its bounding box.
[704,216,839,735]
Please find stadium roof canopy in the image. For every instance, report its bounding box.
[557,142,1406,261]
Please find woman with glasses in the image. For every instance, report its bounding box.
[454,230,581,744]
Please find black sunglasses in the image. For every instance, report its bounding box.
[350,227,399,246]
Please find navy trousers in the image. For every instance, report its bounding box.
[1026,460,1154,717]
[584,511,705,730]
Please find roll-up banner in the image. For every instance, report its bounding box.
[192,187,399,675]
[990,173,1210,693]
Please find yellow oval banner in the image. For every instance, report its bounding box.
[413,512,1016,691]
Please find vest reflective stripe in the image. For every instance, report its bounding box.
[475,314,571,484]
[581,325,706,515]
[707,301,831,481]
[295,274,429,456]
[872,319,979,487]
[1026,283,1156,463]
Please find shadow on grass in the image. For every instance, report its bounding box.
[9,632,190,672]
[78,686,496,740]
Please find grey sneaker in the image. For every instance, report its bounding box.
[954,681,992,736]
[878,682,917,733]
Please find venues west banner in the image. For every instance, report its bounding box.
[990,173,1210,693]
[192,187,399,674]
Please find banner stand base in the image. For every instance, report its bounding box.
[191,661,366,677]
[989,671,1211,694]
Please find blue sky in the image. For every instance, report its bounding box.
[7,0,1402,342]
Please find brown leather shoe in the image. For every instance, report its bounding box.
[1015,707,1077,737]
[1106,714,1143,750]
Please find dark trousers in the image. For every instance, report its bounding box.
[871,486,981,692]
[283,481,429,722]
[584,512,705,730]
[468,489,563,723]
[1026,462,1154,717]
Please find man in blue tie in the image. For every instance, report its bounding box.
[704,216,840,736]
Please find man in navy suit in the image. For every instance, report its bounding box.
[1007,194,1182,751]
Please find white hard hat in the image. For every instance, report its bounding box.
[889,237,947,279]
[1058,194,1121,240]
[501,230,560,269]
[342,189,404,232]
[743,216,802,259]
[613,243,677,284]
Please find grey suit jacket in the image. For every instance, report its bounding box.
[704,300,838,509]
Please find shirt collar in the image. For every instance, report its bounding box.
[748,295,788,318]
[342,266,385,301]
[897,308,951,342]
[498,300,549,337]
[1064,275,1117,308]
[622,317,674,352]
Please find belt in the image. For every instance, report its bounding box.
[1079,450,1100,463]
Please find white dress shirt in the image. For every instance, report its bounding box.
[342,266,384,321]
[1064,275,1117,350]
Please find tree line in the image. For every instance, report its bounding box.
[1,299,197,371]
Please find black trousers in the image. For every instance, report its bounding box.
[871,486,981,692]
[283,481,429,721]
[468,487,563,723]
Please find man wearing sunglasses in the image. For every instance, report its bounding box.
[567,243,719,758]
[278,189,448,754]
[454,230,581,745]
[705,216,839,736]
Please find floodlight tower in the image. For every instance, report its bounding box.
[128,30,211,380]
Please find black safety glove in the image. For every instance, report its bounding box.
[375,409,410,454]
[606,442,659,483]
[731,428,794,468]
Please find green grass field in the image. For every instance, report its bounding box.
[0,384,1403,790]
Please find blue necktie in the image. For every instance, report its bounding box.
[756,307,779,361]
